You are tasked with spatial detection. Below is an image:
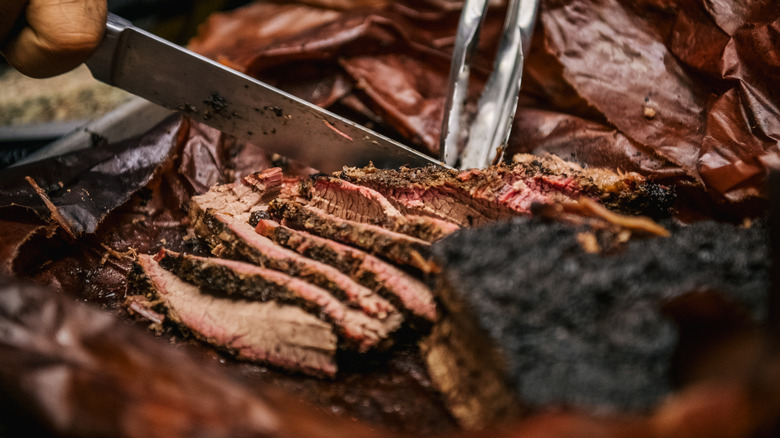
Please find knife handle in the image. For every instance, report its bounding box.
[86,13,133,84]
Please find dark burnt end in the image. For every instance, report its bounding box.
[429,218,769,420]
[599,181,676,218]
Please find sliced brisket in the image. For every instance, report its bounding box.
[243,167,283,199]
[189,167,283,222]
[190,205,402,324]
[254,219,437,323]
[510,153,675,217]
[155,249,402,351]
[268,198,435,272]
[303,176,459,241]
[424,218,768,429]
[338,157,673,227]
[338,165,502,227]
[128,253,338,377]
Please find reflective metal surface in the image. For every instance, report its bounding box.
[87,14,447,173]
[440,0,539,169]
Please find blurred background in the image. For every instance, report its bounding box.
[0,0,252,168]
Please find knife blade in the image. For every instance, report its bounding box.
[86,14,447,173]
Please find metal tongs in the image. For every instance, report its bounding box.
[440,0,539,169]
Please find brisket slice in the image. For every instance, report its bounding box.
[303,176,459,241]
[243,167,283,199]
[190,206,402,325]
[510,153,675,217]
[423,218,768,429]
[189,167,283,220]
[268,198,435,272]
[129,253,338,377]
[338,157,673,227]
[338,165,502,227]
[155,249,401,352]
[254,218,437,323]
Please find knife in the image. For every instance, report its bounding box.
[86,14,447,173]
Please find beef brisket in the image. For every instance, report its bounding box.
[181,160,672,384]
[155,249,402,351]
[338,156,673,227]
[303,176,459,241]
[254,218,437,323]
[423,218,768,429]
[510,153,674,217]
[189,167,283,221]
[190,206,403,323]
[243,167,283,199]
[269,198,435,272]
[128,253,338,377]
[338,165,504,227]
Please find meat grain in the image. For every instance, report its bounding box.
[303,176,460,241]
[156,249,402,351]
[129,253,338,377]
[269,198,435,272]
[254,218,437,323]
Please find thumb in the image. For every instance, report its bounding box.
[1,0,108,78]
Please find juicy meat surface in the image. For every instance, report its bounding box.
[303,176,460,241]
[156,249,402,351]
[254,219,437,323]
[189,167,283,221]
[510,153,675,217]
[129,253,338,377]
[190,206,403,323]
[269,198,435,272]
[338,165,507,227]
[338,158,673,227]
[244,167,283,199]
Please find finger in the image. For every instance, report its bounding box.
[2,0,108,78]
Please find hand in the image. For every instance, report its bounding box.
[0,0,108,78]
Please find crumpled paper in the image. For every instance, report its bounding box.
[189,0,780,210]
[0,276,398,438]
[0,116,185,237]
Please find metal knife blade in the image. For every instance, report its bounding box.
[86,14,447,173]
